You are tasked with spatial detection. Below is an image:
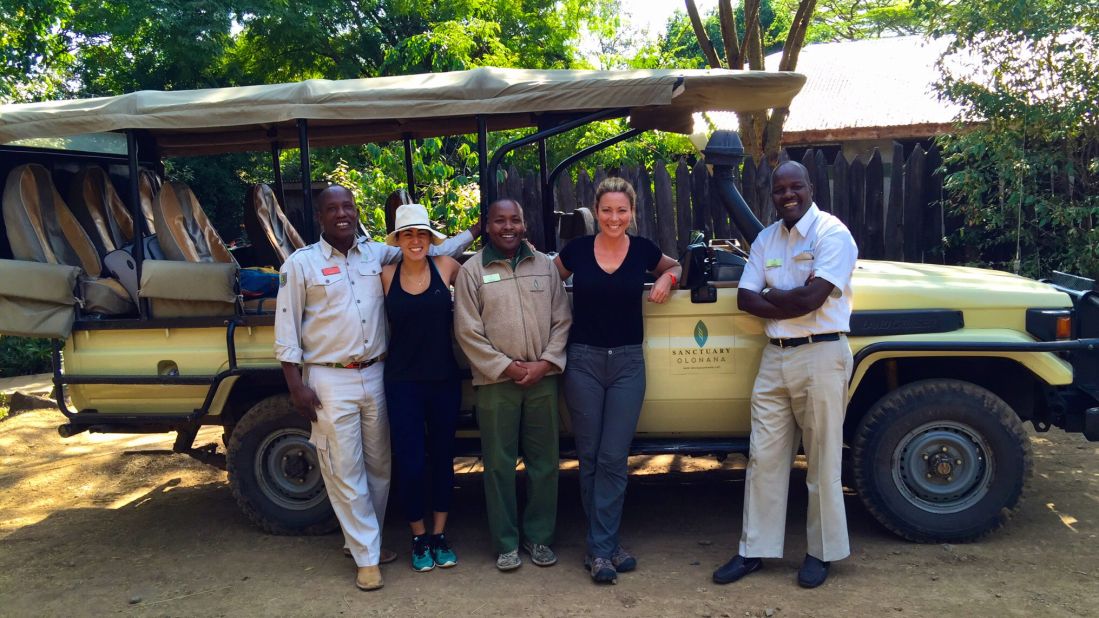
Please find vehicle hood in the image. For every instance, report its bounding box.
[852,260,1070,310]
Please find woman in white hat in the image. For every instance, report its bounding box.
[380,203,463,572]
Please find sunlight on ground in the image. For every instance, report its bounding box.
[1047,502,1080,532]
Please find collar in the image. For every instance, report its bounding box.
[482,240,533,266]
[782,203,820,238]
[318,234,360,260]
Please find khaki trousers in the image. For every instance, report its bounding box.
[739,337,853,562]
[305,363,391,567]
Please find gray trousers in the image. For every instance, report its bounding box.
[563,343,646,559]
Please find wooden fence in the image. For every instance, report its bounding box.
[498,142,945,262]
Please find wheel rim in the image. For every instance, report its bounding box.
[892,420,993,514]
[253,428,327,511]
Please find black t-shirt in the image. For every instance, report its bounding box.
[559,234,662,348]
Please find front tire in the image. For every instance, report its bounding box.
[851,379,1032,542]
[227,395,338,535]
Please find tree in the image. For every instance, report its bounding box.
[683,0,817,164]
[802,0,924,42]
[932,0,1099,277]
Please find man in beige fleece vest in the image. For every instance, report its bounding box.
[454,199,571,572]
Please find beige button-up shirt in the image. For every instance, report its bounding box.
[274,231,472,365]
[739,204,858,339]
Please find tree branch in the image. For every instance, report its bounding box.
[718,0,741,69]
[685,0,722,68]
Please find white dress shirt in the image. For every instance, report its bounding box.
[739,204,858,339]
[274,230,472,365]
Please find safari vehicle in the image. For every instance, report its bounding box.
[1,68,1097,545]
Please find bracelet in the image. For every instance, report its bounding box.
[666,272,678,288]
[761,287,772,297]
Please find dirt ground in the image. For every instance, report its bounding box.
[1,404,1098,617]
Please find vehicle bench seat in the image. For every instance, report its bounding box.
[243,183,303,267]
[1,163,135,318]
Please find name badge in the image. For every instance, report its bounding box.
[482,273,501,283]
[321,266,341,276]
[765,258,783,269]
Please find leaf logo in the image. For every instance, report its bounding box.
[694,320,709,348]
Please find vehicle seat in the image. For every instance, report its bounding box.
[153,181,236,264]
[556,206,595,249]
[139,170,160,235]
[2,164,135,316]
[243,183,303,267]
[68,166,133,256]
[385,188,413,234]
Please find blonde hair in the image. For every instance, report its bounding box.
[594,176,637,211]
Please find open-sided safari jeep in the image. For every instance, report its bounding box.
[1,68,1097,543]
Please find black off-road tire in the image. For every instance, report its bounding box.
[226,395,338,535]
[851,379,1032,543]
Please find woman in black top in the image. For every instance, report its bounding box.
[381,204,462,573]
[553,177,681,584]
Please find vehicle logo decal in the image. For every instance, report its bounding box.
[694,320,708,348]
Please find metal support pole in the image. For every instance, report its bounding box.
[538,138,554,251]
[477,116,489,237]
[125,130,146,319]
[403,133,418,202]
[297,119,316,243]
[485,109,624,202]
[271,142,287,208]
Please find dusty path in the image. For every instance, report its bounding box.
[1,407,1098,617]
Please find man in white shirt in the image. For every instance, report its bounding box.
[275,185,475,591]
[713,161,858,589]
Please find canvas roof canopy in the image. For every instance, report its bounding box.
[0,67,805,157]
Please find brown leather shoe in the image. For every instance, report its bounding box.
[345,547,398,564]
[355,565,384,591]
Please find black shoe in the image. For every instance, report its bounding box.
[712,555,762,584]
[797,554,830,588]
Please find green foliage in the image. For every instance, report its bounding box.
[801,0,926,42]
[0,336,52,378]
[320,137,482,241]
[933,0,1099,277]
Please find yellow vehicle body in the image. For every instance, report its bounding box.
[66,259,1074,434]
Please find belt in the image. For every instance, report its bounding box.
[312,355,385,369]
[769,332,843,349]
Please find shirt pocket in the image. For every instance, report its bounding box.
[792,251,815,284]
[305,268,346,305]
[357,259,384,297]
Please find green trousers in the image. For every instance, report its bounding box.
[476,376,560,553]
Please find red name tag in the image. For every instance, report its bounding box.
[321,266,341,276]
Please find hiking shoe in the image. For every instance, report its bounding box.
[590,556,617,584]
[522,541,558,567]
[611,545,637,572]
[430,533,458,568]
[496,549,521,571]
[410,535,435,572]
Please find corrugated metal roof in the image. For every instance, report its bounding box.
[708,36,966,142]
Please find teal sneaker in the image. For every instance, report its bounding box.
[430,533,458,568]
[410,535,435,572]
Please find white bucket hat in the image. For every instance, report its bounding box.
[386,203,447,246]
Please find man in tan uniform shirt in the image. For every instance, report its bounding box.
[713,162,858,589]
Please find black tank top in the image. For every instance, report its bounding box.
[384,257,460,381]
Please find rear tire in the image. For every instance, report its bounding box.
[227,395,338,535]
[851,379,1031,543]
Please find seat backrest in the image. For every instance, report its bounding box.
[2,163,103,276]
[152,181,236,264]
[244,183,304,266]
[138,170,159,235]
[68,166,134,256]
[384,188,413,234]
